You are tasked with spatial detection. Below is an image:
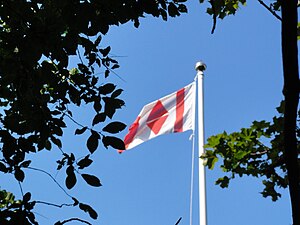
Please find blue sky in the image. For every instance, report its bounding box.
[1,1,292,225]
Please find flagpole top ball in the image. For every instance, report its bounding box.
[195,61,207,72]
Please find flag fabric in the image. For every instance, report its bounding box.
[119,82,196,153]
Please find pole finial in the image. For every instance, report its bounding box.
[195,61,207,72]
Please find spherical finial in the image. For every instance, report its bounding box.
[195,61,207,72]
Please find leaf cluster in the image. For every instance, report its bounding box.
[203,0,281,19]
[203,102,300,201]
[0,191,37,225]
[199,0,283,33]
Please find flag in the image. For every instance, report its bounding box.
[119,82,196,153]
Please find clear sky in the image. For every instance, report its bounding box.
[1,1,292,225]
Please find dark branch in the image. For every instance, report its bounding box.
[175,217,182,225]
[257,0,282,21]
[64,113,103,137]
[64,113,86,129]
[27,167,73,199]
[96,52,126,82]
[18,181,24,196]
[58,218,92,225]
[34,201,74,208]
[209,0,217,34]
[250,149,269,156]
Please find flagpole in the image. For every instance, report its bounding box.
[195,61,207,225]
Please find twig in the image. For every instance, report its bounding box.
[64,113,103,137]
[34,201,74,208]
[18,181,24,196]
[209,0,217,34]
[77,48,85,65]
[175,217,182,225]
[257,0,282,21]
[250,149,269,156]
[58,218,92,225]
[96,52,126,82]
[64,113,86,129]
[26,167,73,199]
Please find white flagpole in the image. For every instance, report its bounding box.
[195,61,207,225]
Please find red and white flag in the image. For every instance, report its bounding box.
[119,82,196,153]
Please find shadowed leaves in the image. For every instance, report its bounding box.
[0,0,188,224]
[75,127,88,135]
[81,174,102,187]
[77,155,93,170]
[86,131,100,154]
[79,203,98,220]
[14,168,25,182]
[102,122,126,134]
[66,166,77,190]
[0,162,8,173]
[102,136,125,150]
[203,102,299,201]
[92,113,106,126]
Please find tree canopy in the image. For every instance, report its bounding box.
[0,0,188,224]
[199,0,299,224]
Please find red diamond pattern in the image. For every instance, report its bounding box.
[146,100,168,135]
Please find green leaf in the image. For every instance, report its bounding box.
[235,150,249,160]
[81,174,102,187]
[75,126,88,135]
[102,136,125,150]
[203,151,218,169]
[79,203,98,219]
[102,122,126,134]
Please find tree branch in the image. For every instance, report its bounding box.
[57,218,92,225]
[175,217,182,225]
[209,0,217,34]
[257,0,282,21]
[64,113,86,130]
[27,167,73,199]
[34,201,74,208]
[18,181,24,197]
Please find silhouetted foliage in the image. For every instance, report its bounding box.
[0,0,187,224]
[199,0,299,224]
